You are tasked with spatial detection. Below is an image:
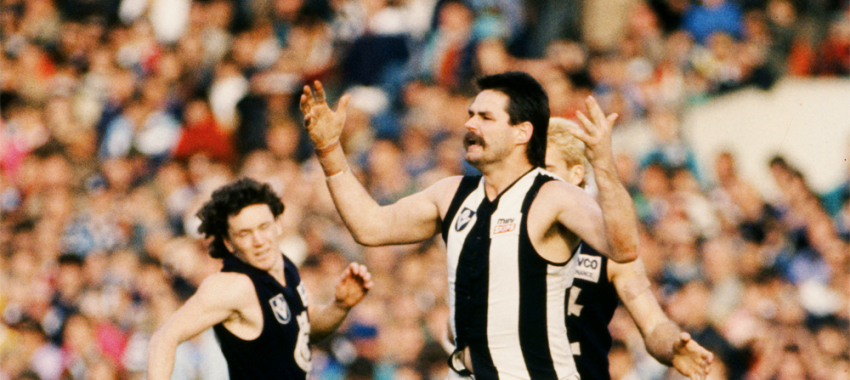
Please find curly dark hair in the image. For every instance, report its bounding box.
[196,178,285,258]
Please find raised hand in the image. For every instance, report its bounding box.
[300,80,350,151]
[672,332,714,380]
[565,96,619,164]
[333,263,373,309]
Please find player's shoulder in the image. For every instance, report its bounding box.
[423,175,466,201]
[536,173,588,202]
[431,175,466,190]
[196,272,255,305]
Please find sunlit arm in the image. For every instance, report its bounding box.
[308,263,373,343]
[612,259,713,379]
[320,145,457,246]
[147,273,251,380]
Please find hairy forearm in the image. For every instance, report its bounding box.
[644,320,682,366]
[308,301,350,343]
[614,260,675,365]
[317,145,391,246]
[317,144,441,245]
[591,161,639,262]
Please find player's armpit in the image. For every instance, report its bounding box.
[543,180,611,258]
[157,273,254,342]
[147,273,253,380]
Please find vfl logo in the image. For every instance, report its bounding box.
[492,218,517,235]
[269,294,291,324]
[455,207,476,231]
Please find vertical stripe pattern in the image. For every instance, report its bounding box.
[442,168,579,380]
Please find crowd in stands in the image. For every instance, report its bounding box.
[1,0,848,379]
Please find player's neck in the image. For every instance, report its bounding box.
[480,158,535,201]
[268,257,286,287]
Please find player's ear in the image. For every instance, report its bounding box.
[568,164,586,187]
[223,237,236,253]
[515,121,533,145]
[275,216,284,234]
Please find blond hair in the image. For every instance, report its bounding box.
[547,117,588,168]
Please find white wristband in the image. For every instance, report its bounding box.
[325,169,348,181]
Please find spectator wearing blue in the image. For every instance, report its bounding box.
[682,0,743,45]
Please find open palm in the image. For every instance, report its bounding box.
[300,80,350,150]
[334,263,372,309]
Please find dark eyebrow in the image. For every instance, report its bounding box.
[468,109,494,118]
[234,221,270,234]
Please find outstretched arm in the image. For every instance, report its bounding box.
[147,274,251,380]
[308,263,373,343]
[564,96,639,263]
[610,259,713,379]
[300,81,453,246]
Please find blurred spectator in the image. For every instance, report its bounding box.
[701,237,743,324]
[56,0,120,25]
[640,107,703,182]
[415,0,477,91]
[821,140,850,218]
[119,0,191,44]
[608,340,641,380]
[667,281,747,379]
[812,14,850,76]
[682,0,743,45]
[341,14,411,91]
[633,162,672,226]
[524,0,582,57]
[345,356,374,380]
[172,97,234,162]
[364,139,416,204]
[11,317,63,380]
[98,94,180,163]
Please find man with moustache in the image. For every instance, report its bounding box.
[301,72,640,380]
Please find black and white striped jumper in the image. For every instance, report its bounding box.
[442,168,580,380]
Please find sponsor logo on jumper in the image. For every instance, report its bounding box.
[456,207,476,231]
[492,218,517,235]
[270,294,291,324]
[575,254,602,283]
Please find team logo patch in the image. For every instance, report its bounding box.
[455,207,476,231]
[492,218,517,235]
[575,254,602,283]
[269,294,291,324]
